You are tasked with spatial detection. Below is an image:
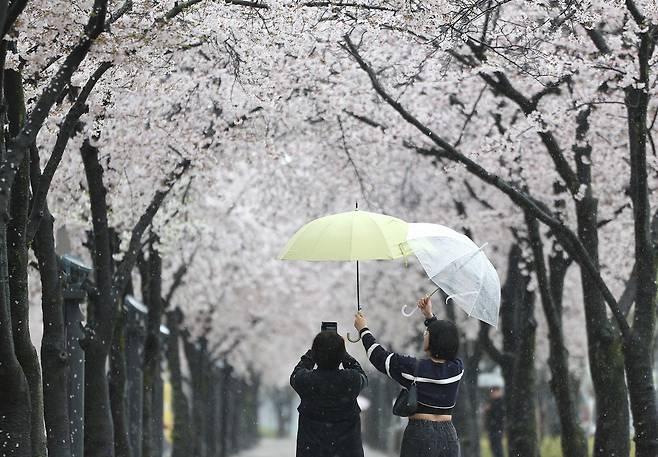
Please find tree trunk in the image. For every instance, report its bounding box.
[8,136,46,457]
[481,243,538,457]
[5,67,47,457]
[570,104,631,457]
[451,336,481,457]
[0,237,31,457]
[272,386,292,439]
[506,283,537,457]
[625,76,658,457]
[84,339,116,457]
[441,288,482,457]
[575,196,630,457]
[109,307,132,457]
[31,162,72,457]
[184,336,210,457]
[166,308,192,457]
[526,214,588,457]
[0,41,31,456]
[142,245,163,457]
[81,141,119,457]
[219,365,231,457]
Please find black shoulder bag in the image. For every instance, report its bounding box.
[392,359,421,417]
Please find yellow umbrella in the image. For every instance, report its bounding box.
[279,206,408,340]
[279,209,408,262]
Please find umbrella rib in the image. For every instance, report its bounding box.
[309,219,338,260]
[369,217,397,259]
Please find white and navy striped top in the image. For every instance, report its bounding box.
[359,324,463,415]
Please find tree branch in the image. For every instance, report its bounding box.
[0,0,109,220]
[113,159,191,291]
[618,210,658,316]
[625,0,645,26]
[342,33,632,340]
[26,62,113,243]
[163,249,198,308]
[80,139,116,339]
[303,1,397,12]
[337,115,369,203]
[478,321,510,367]
[223,0,269,9]
[105,0,133,28]
[585,28,611,55]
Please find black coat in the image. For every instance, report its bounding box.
[290,350,367,457]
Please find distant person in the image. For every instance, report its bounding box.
[354,296,463,457]
[290,331,368,457]
[484,386,505,457]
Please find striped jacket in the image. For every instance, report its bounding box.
[359,325,463,414]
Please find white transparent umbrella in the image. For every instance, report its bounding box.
[400,223,501,327]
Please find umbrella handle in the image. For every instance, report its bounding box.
[401,287,442,317]
[346,332,361,343]
[401,304,417,317]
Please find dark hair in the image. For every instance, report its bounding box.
[311,331,346,369]
[428,320,459,360]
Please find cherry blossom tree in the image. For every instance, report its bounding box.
[3,2,652,457]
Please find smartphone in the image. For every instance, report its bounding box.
[321,321,338,333]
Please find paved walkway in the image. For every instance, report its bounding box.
[236,438,393,457]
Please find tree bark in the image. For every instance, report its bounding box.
[526,213,588,457]
[0,40,31,457]
[142,244,163,457]
[624,36,658,453]
[183,335,210,457]
[575,196,630,457]
[81,141,118,457]
[109,306,132,457]
[8,136,46,457]
[480,243,538,457]
[30,145,72,457]
[5,67,47,457]
[505,264,537,457]
[166,308,192,457]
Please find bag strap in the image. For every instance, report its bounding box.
[410,358,421,385]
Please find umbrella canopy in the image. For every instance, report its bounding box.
[402,223,501,327]
[278,210,408,261]
[278,209,408,341]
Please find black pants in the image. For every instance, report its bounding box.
[487,429,504,457]
[400,420,460,457]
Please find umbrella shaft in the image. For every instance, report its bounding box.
[428,286,441,298]
[356,261,360,311]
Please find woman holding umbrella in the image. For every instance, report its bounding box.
[354,297,462,457]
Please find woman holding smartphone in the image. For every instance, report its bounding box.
[354,297,462,457]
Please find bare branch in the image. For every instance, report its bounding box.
[113,159,192,291]
[303,1,397,12]
[165,0,206,19]
[343,109,387,131]
[478,321,510,367]
[223,0,269,9]
[337,115,369,203]
[163,249,198,308]
[105,0,133,27]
